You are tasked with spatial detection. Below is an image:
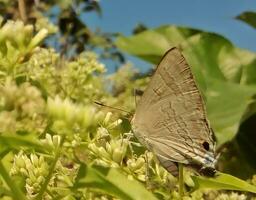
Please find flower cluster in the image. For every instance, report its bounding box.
[47,96,104,135]
[126,154,147,181]
[61,52,106,102]
[0,18,48,74]
[25,47,107,102]
[10,152,49,198]
[88,112,126,167]
[26,48,59,81]
[0,79,46,134]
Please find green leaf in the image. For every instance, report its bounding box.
[205,80,256,145]
[116,25,256,146]
[192,172,256,194]
[0,161,27,200]
[235,11,256,29]
[74,165,158,200]
[116,26,199,64]
[0,135,47,154]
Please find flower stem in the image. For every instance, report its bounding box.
[35,136,65,200]
[178,163,184,199]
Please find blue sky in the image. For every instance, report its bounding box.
[82,0,256,72]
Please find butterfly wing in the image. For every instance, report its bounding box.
[132,47,216,175]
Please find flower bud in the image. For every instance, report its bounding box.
[20,168,28,176]
[108,119,122,129]
[15,155,26,168]
[103,112,112,125]
[30,154,39,166]
[112,149,123,163]
[88,143,99,154]
[52,135,61,147]
[105,142,112,154]
[28,28,48,50]
[98,147,110,159]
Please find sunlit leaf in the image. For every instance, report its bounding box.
[0,135,46,153]
[192,172,256,194]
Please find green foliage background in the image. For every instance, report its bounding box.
[0,1,256,200]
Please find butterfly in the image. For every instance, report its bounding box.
[131,47,217,177]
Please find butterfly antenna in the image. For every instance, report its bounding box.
[94,101,133,116]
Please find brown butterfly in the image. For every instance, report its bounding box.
[131,47,217,177]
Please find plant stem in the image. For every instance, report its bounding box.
[178,163,184,199]
[0,160,27,200]
[35,136,65,200]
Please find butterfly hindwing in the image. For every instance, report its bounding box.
[132,47,216,175]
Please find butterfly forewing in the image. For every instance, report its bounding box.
[132,47,216,176]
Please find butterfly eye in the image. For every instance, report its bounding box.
[202,141,210,151]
